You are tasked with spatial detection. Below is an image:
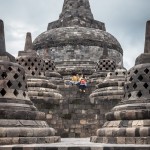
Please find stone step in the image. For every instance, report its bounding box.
[0,138,149,150]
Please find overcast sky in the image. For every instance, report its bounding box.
[0,0,150,69]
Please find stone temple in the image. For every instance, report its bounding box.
[0,0,149,149]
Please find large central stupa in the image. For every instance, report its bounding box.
[33,0,123,75]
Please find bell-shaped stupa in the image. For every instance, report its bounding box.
[33,0,123,77]
[91,21,150,144]
[0,19,60,145]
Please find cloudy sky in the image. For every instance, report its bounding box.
[0,0,150,69]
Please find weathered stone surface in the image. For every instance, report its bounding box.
[92,21,150,144]
[0,21,59,145]
[33,0,123,74]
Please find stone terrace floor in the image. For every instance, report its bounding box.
[0,138,150,150]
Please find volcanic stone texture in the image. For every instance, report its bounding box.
[33,0,123,74]
[0,61,60,145]
[90,68,127,105]
[91,21,150,144]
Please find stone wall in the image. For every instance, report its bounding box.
[33,79,120,138]
[37,46,123,68]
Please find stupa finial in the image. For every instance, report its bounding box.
[0,19,6,53]
[24,32,33,52]
[144,20,150,53]
[59,0,94,20]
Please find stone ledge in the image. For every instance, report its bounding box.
[0,138,149,150]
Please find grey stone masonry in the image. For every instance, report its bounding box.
[90,67,127,105]
[89,44,117,84]
[47,0,105,30]
[0,20,60,145]
[33,0,123,73]
[0,138,150,150]
[91,21,150,144]
[16,33,63,106]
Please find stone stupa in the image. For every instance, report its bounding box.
[33,0,123,77]
[16,33,63,105]
[0,19,60,145]
[91,20,150,144]
[89,43,117,83]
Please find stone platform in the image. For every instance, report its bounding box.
[0,138,149,150]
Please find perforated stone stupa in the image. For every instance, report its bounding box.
[16,33,63,105]
[89,43,117,83]
[33,0,123,76]
[0,19,60,145]
[91,21,150,144]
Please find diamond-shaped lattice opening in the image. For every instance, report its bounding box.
[115,72,118,75]
[21,59,24,62]
[0,88,6,96]
[143,83,149,89]
[32,71,35,76]
[46,62,48,65]
[28,59,31,62]
[34,59,37,62]
[144,68,149,74]
[106,68,108,70]
[23,92,26,97]
[7,80,13,88]
[128,72,130,75]
[110,73,112,76]
[49,65,52,68]
[31,63,34,66]
[38,63,40,66]
[18,82,22,88]
[16,59,18,62]
[128,93,131,98]
[39,72,41,75]
[14,73,19,79]
[133,83,137,89]
[25,85,27,89]
[123,72,126,75]
[46,68,48,70]
[1,72,7,79]
[35,67,38,71]
[28,67,31,70]
[134,70,138,74]
[103,65,105,67]
[18,68,21,72]
[13,89,19,96]
[137,91,142,98]
[25,63,27,66]
[138,75,143,81]
[129,77,133,81]
[8,67,12,71]
[23,76,25,81]
[126,85,129,89]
